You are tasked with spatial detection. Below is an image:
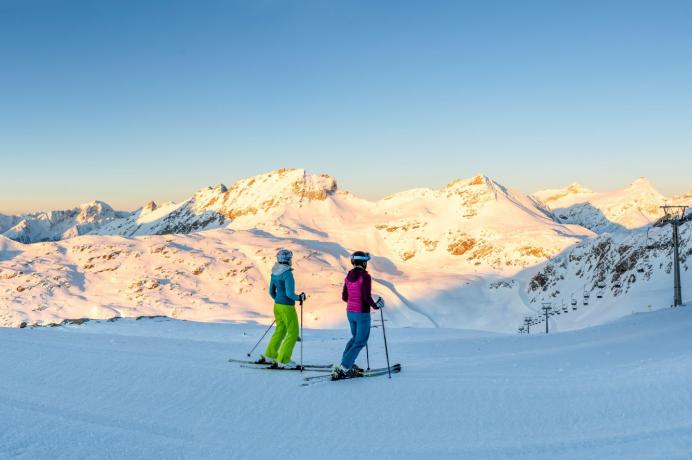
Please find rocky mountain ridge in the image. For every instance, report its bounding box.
[0,201,129,243]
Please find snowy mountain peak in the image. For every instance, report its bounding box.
[213,183,228,194]
[291,171,339,200]
[623,177,664,199]
[446,174,491,190]
[534,178,668,233]
[41,200,116,224]
[565,182,591,193]
[0,200,127,243]
[533,183,593,206]
[223,168,336,198]
[143,201,158,213]
[74,201,116,221]
[81,200,112,209]
[628,176,654,188]
[443,174,501,203]
[192,168,338,214]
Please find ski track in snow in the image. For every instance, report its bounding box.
[2,308,692,459]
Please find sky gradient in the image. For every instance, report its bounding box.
[1,0,691,214]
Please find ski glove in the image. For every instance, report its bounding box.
[375,297,385,309]
[299,292,307,302]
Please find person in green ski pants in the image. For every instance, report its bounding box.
[255,249,306,369]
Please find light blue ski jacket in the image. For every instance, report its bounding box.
[268,263,301,306]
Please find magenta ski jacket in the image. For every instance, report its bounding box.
[342,268,378,313]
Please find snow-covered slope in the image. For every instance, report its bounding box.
[0,226,575,331]
[526,218,691,331]
[0,230,355,329]
[0,201,129,243]
[534,177,669,233]
[2,307,692,459]
[1,214,686,333]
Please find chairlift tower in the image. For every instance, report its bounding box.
[524,316,532,334]
[658,206,689,307]
[541,303,552,334]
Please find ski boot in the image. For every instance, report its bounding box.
[331,364,349,380]
[351,364,365,376]
[276,360,300,370]
[254,355,274,365]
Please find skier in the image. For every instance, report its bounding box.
[332,251,384,379]
[255,249,306,369]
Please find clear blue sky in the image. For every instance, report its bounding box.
[1,0,691,214]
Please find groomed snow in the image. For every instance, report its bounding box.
[2,307,692,459]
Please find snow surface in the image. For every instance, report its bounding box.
[2,307,692,459]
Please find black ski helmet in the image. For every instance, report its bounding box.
[351,251,371,268]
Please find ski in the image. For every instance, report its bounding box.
[301,363,402,386]
[239,363,330,372]
[311,363,401,380]
[228,357,332,369]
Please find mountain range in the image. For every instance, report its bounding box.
[1,168,689,331]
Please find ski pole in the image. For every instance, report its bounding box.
[379,303,391,379]
[300,297,304,373]
[365,343,370,371]
[246,320,275,357]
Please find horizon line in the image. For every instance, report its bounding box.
[2,168,690,216]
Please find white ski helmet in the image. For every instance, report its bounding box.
[276,248,293,264]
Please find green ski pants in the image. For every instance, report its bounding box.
[264,303,299,364]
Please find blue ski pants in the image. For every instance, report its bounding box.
[341,311,371,369]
